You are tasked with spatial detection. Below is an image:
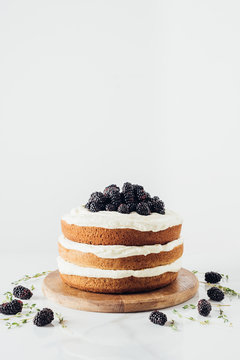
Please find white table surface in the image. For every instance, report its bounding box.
[1,249,239,360]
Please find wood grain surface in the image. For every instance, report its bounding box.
[42,269,198,313]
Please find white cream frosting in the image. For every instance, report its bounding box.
[58,235,183,259]
[57,256,182,279]
[62,205,183,232]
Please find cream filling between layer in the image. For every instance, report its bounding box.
[62,205,183,232]
[58,235,183,259]
[57,256,182,279]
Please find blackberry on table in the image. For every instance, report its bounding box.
[207,287,224,302]
[118,203,130,214]
[198,299,212,316]
[0,300,23,315]
[13,285,33,300]
[33,308,54,327]
[149,311,167,326]
[136,202,151,216]
[105,203,116,211]
[205,272,222,284]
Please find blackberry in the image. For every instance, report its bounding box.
[105,203,116,211]
[122,182,135,204]
[118,203,130,214]
[205,272,222,284]
[103,184,120,196]
[135,188,148,202]
[207,287,224,302]
[13,285,33,300]
[109,189,121,207]
[152,196,160,202]
[89,202,102,212]
[33,308,54,327]
[153,199,165,214]
[147,200,155,212]
[136,202,151,216]
[89,192,106,205]
[149,311,167,326]
[198,299,212,316]
[0,300,23,315]
[85,202,91,210]
[128,203,137,213]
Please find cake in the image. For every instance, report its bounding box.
[57,183,183,294]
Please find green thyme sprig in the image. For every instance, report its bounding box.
[200,282,240,298]
[55,312,67,328]
[182,303,230,310]
[2,292,13,303]
[11,271,52,285]
[182,304,196,310]
[169,319,177,330]
[218,309,232,326]
[173,309,209,325]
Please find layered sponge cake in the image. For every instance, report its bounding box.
[57,183,183,294]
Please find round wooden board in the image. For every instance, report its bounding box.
[42,269,198,313]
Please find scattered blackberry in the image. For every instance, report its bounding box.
[149,311,167,326]
[122,182,135,204]
[207,287,224,302]
[136,202,151,216]
[153,199,165,214]
[103,184,120,196]
[128,203,137,213]
[105,203,116,211]
[13,285,33,300]
[109,189,121,207]
[33,308,54,327]
[205,272,222,284]
[0,300,23,315]
[198,299,212,316]
[118,203,130,214]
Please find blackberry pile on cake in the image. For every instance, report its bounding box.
[58,183,183,294]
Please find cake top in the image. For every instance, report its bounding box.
[85,182,165,216]
[62,205,183,232]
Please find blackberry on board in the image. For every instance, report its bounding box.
[207,287,224,302]
[198,299,212,316]
[149,311,167,326]
[205,272,222,284]
[0,300,23,315]
[33,308,54,327]
[136,202,151,216]
[13,285,33,300]
[118,203,130,214]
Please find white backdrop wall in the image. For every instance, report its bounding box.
[1,0,240,258]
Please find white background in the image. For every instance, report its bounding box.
[0,1,240,359]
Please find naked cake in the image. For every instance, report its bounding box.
[57,183,183,294]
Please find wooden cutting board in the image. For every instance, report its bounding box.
[42,269,198,313]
